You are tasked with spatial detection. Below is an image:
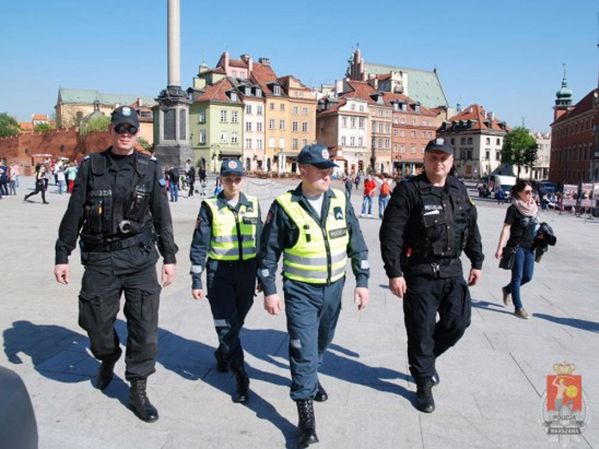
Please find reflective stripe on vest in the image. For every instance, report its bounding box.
[204,196,259,261]
[276,189,349,284]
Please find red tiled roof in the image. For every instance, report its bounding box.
[32,114,48,121]
[384,92,438,116]
[445,104,507,131]
[342,80,380,105]
[250,62,279,96]
[193,78,237,103]
[316,98,346,117]
[19,122,33,131]
[552,88,597,124]
[229,59,248,68]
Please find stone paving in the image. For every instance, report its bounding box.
[1,176,598,449]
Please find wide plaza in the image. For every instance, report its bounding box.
[1,176,598,449]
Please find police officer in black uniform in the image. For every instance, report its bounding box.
[380,138,483,413]
[259,144,369,448]
[54,106,178,423]
[189,159,261,404]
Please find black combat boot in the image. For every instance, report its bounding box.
[415,378,435,413]
[128,379,159,422]
[94,349,121,390]
[231,365,250,404]
[314,381,328,402]
[296,399,319,448]
[214,350,229,373]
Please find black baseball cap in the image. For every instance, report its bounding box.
[220,159,244,177]
[297,144,338,169]
[425,138,454,155]
[111,106,139,128]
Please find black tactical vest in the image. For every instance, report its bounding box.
[80,150,155,244]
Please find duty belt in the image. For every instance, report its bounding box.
[82,228,153,252]
[406,258,460,279]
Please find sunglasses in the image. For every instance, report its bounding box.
[523,189,533,194]
[114,124,138,135]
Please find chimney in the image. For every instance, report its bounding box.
[137,98,143,107]
[258,57,271,66]
[335,79,344,95]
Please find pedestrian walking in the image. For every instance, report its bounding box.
[380,138,484,414]
[187,164,196,198]
[258,144,369,448]
[24,164,49,204]
[190,159,261,404]
[495,180,540,319]
[378,175,392,219]
[360,174,376,217]
[53,106,178,423]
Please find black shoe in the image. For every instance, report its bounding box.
[314,382,328,402]
[128,379,159,423]
[214,350,229,373]
[94,355,120,390]
[296,399,318,448]
[232,366,250,404]
[415,379,435,413]
[431,368,440,387]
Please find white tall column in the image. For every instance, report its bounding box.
[167,0,181,87]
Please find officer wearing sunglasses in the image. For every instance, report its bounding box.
[54,106,178,423]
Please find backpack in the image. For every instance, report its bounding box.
[380,181,390,196]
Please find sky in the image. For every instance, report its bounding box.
[1,0,598,132]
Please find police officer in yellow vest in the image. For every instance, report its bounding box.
[190,159,261,404]
[258,144,370,448]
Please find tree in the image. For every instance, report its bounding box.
[34,123,53,133]
[137,137,153,152]
[0,113,20,137]
[79,115,110,136]
[501,127,538,179]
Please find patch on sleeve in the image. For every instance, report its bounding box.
[158,177,166,187]
[261,269,269,277]
[360,260,370,269]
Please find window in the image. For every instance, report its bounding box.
[279,119,285,130]
[293,106,299,114]
[256,88,262,97]
[495,151,501,161]
[231,111,238,123]
[359,117,365,128]
[486,137,490,145]
[460,137,466,145]
[268,137,275,148]
[198,110,206,123]
[485,151,490,160]
[245,138,252,149]
[230,92,238,102]
[385,138,390,149]
[231,132,238,144]
[257,139,263,149]
[269,119,275,129]
[341,136,346,146]
[400,144,405,153]
[292,121,298,132]
[269,103,275,110]
[467,137,473,145]
[245,105,252,114]
[350,117,356,128]
[292,138,299,150]
[358,137,363,146]
[412,130,416,138]
[220,131,227,143]
[280,103,285,112]
[273,85,281,96]
[412,119,417,125]
[350,103,356,111]
[256,122,263,132]
[350,136,355,146]
[450,138,455,145]
[302,139,307,147]
[496,138,501,145]
[279,137,285,149]
[199,130,206,144]
[246,122,252,132]
[342,117,348,128]
[303,107,308,115]
[220,110,227,122]
[385,123,390,134]
[393,128,399,137]
[302,122,308,132]
[257,105,263,115]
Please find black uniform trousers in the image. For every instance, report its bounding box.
[206,258,256,368]
[78,263,161,381]
[403,273,471,382]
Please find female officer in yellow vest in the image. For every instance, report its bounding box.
[190,159,261,404]
[258,144,370,448]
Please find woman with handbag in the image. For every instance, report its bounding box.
[494,180,540,319]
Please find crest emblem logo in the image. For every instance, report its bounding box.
[539,362,589,446]
[434,137,444,146]
[121,106,132,116]
[228,160,237,169]
[321,149,329,159]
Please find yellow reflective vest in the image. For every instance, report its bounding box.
[204,196,259,261]
[276,189,349,284]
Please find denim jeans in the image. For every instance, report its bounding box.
[57,180,66,194]
[508,247,535,309]
[361,195,373,215]
[378,195,390,218]
[169,184,179,202]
